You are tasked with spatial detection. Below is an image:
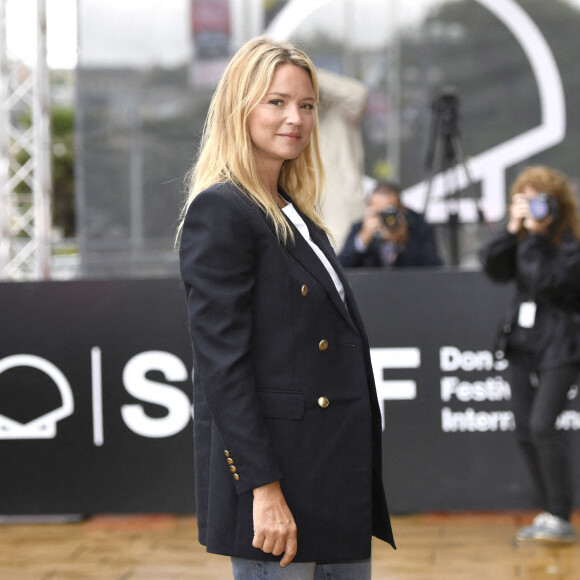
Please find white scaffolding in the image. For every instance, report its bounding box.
[0,0,52,280]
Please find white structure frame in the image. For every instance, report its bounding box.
[0,0,52,280]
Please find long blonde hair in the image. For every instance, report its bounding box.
[177,36,328,245]
[510,165,580,245]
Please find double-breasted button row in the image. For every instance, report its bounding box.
[318,339,328,351]
[224,450,240,481]
[301,284,308,296]
[318,396,330,408]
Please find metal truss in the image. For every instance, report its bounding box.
[0,0,51,280]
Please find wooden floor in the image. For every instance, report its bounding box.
[0,511,579,579]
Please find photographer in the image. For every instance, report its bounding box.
[480,165,580,543]
[338,181,442,268]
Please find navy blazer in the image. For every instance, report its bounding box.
[180,182,395,562]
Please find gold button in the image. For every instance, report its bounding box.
[227,458,234,465]
[233,474,240,481]
[301,284,308,296]
[224,450,230,457]
[318,339,328,351]
[230,466,237,473]
[318,396,329,408]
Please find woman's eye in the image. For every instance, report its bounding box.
[301,103,314,110]
[269,99,283,106]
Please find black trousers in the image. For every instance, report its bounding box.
[509,361,579,520]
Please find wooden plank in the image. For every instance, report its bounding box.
[0,511,578,579]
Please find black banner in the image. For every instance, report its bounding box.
[0,279,194,514]
[0,271,578,515]
[352,270,579,512]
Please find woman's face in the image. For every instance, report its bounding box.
[247,64,316,177]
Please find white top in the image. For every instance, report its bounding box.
[282,203,346,303]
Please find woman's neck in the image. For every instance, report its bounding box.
[273,190,287,208]
[256,162,286,208]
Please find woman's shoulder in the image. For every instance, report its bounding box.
[560,231,580,246]
[557,233,580,260]
[184,182,258,222]
[182,181,271,245]
[193,182,252,209]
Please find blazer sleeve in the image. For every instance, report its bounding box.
[516,234,580,301]
[338,222,367,268]
[397,216,442,267]
[479,228,518,283]
[179,186,283,495]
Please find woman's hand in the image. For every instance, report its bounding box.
[252,481,297,567]
[507,193,529,234]
[508,192,553,236]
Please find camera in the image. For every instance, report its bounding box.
[528,192,557,221]
[379,206,402,230]
[431,89,460,137]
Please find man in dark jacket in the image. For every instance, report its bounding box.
[338,181,443,268]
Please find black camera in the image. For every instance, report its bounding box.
[528,192,558,221]
[432,90,460,137]
[379,206,402,231]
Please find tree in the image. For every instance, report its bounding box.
[51,105,75,238]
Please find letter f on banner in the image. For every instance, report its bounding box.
[370,348,421,430]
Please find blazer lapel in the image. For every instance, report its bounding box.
[308,225,368,338]
[284,208,358,334]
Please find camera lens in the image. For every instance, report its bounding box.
[379,207,400,230]
[528,194,550,220]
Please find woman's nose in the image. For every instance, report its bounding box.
[286,103,303,124]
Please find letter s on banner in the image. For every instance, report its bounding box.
[121,351,191,438]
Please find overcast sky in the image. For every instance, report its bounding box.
[6,0,580,69]
[5,0,77,68]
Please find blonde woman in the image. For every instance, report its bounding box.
[178,36,395,579]
[481,165,580,543]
